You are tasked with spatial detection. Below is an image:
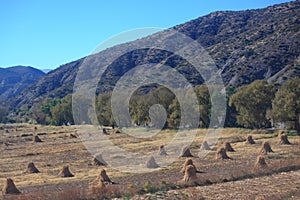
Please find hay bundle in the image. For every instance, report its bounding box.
[180,158,205,174]
[224,142,235,152]
[102,128,108,135]
[69,133,77,138]
[27,162,40,173]
[93,154,108,166]
[278,130,285,137]
[254,155,267,168]
[216,147,231,159]
[260,141,274,154]
[182,165,198,183]
[279,134,291,145]
[146,156,159,168]
[245,135,255,144]
[98,169,114,184]
[33,135,42,142]
[2,178,21,194]
[158,145,167,156]
[59,166,74,177]
[200,141,211,150]
[179,145,194,157]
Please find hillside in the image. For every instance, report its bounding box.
[11,0,300,108]
[0,66,45,105]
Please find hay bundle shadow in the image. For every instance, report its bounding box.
[158,145,167,156]
[245,135,255,144]
[59,166,74,177]
[182,165,198,183]
[2,178,21,195]
[224,142,235,152]
[146,156,159,168]
[254,155,267,168]
[98,169,115,184]
[200,141,211,150]
[33,135,42,142]
[279,134,291,145]
[27,162,40,173]
[179,145,194,157]
[93,153,108,166]
[260,141,274,154]
[216,147,231,159]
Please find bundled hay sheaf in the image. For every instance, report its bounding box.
[182,165,198,183]
[179,145,194,157]
[260,141,274,154]
[98,169,115,184]
[245,135,255,144]
[279,134,291,145]
[33,135,42,142]
[2,178,21,195]
[224,142,235,152]
[254,155,267,168]
[27,162,40,173]
[158,145,168,156]
[59,166,74,177]
[200,141,211,150]
[146,156,159,168]
[93,153,108,166]
[216,147,231,159]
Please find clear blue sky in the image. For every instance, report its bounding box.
[0,0,292,70]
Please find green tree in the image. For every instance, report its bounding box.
[0,106,8,123]
[229,80,275,129]
[271,78,300,131]
[50,94,74,125]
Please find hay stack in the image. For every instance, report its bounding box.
[93,153,108,166]
[224,142,235,152]
[69,133,77,138]
[98,169,114,184]
[158,145,167,156]
[146,156,159,168]
[279,134,291,145]
[33,135,42,142]
[254,155,267,168]
[27,162,40,173]
[180,158,205,174]
[182,165,198,183]
[102,128,108,135]
[260,141,274,154]
[245,135,255,144]
[2,178,21,194]
[200,141,211,150]
[59,166,74,177]
[216,147,231,159]
[179,145,194,157]
[278,130,285,137]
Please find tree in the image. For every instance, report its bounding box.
[229,80,275,129]
[50,94,74,125]
[271,78,300,131]
[0,106,8,123]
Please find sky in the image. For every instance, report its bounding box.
[0,0,292,70]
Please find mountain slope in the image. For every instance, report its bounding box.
[11,0,300,108]
[0,66,45,105]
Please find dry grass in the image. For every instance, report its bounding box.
[0,124,300,199]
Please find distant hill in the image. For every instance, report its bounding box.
[0,66,45,105]
[40,69,53,74]
[11,0,300,108]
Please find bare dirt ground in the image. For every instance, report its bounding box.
[0,124,299,199]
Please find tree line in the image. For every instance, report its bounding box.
[2,78,300,131]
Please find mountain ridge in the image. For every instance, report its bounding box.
[10,0,300,108]
[0,66,45,105]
